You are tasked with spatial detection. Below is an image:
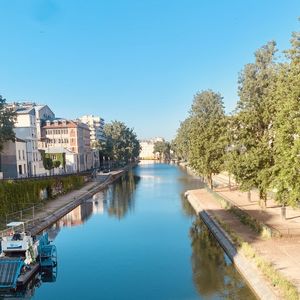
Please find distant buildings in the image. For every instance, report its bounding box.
[139,137,163,160]
[79,115,106,147]
[1,101,105,179]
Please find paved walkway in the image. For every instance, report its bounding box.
[212,173,300,236]
[187,174,300,295]
[0,169,126,236]
[30,169,126,223]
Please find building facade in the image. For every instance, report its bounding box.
[0,138,28,179]
[10,106,45,176]
[40,119,92,172]
[79,115,106,147]
[139,137,163,160]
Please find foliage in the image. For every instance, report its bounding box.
[187,90,227,189]
[98,121,140,163]
[153,140,171,160]
[0,175,85,217]
[43,157,53,171]
[172,118,192,161]
[0,95,16,153]
[271,32,300,207]
[53,160,61,168]
[227,41,278,205]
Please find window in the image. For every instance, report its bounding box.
[18,150,21,160]
[18,165,22,175]
[22,150,25,160]
[24,164,26,174]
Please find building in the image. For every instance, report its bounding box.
[7,105,46,176]
[40,119,92,172]
[44,146,78,174]
[33,105,55,140]
[79,115,106,147]
[6,102,56,177]
[0,138,28,179]
[139,137,164,160]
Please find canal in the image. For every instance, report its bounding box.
[32,163,256,299]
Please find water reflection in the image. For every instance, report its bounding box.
[0,266,57,300]
[105,171,140,219]
[190,219,256,299]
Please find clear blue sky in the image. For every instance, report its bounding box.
[0,1,299,140]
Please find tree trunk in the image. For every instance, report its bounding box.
[208,174,213,190]
[259,190,267,209]
[247,190,251,202]
[281,204,286,220]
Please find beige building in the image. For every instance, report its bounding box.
[139,137,164,160]
[40,119,92,172]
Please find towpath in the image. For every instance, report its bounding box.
[186,173,300,295]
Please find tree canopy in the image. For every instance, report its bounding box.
[173,25,300,208]
[0,95,16,152]
[174,90,227,189]
[96,121,140,163]
[153,140,171,160]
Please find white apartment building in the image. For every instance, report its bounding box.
[12,107,46,176]
[79,115,105,147]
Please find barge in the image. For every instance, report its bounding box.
[0,222,57,291]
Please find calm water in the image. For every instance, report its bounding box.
[28,163,255,299]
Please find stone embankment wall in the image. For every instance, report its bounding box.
[185,190,276,300]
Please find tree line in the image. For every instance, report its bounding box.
[172,29,300,208]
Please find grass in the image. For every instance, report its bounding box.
[208,188,278,238]
[213,215,299,300]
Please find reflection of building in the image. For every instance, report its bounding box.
[139,137,163,160]
[92,192,104,215]
[58,202,93,228]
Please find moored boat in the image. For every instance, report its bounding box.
[0,222,57,291]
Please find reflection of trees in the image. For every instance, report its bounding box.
[180,193,196,217]
[190,219,256,299]
[106,171,140,219]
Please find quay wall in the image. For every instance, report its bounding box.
[185,190,276,300]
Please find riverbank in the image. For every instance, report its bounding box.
[1,163,137,237]
[185,188,300,299]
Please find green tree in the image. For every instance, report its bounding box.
[103,121,140,163]
[0,96,16,152]
[172,117,192,161]
[271,31,300,208]
[153,140,171,161]
[53,160,61,169]
[188,90,227,189]
[43,157,54,174]
[229,41,278,207]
